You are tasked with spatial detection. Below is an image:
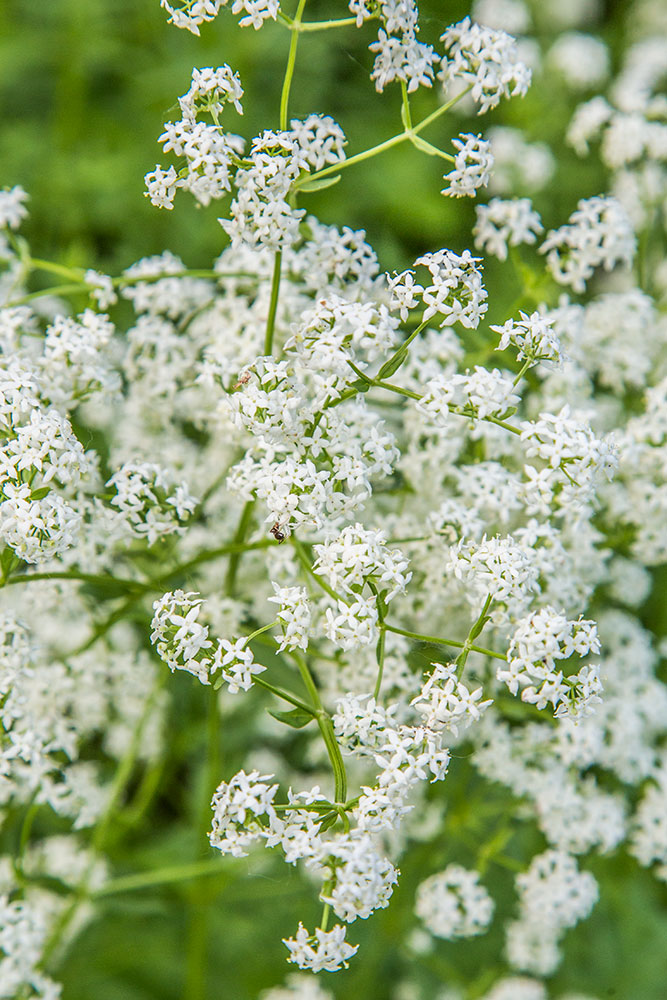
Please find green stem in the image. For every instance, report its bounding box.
[279,14,359,31]
[291,536,351,606]
[224,500,256,596]
[264,250,283,356]
[454,593,494,677]
[253,676,316,715]
[93,859,226,899]
[295,82,474,190]
[290,650,347,803]
[384,623,506,661]
[280,0,308,129]
[42,679,162,967]
[374,627,386,700]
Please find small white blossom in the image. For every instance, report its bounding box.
[283,923,359,972]
[439,17,532,115]
[473,198,543,260]
[442,134,494,198]
[415,864,494,938]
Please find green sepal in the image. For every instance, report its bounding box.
[298,175,342,194]
[377,348,408,381]
[268,707,314,729]
[469,615,491,640]
[317,811,339,833]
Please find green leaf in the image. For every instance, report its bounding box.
[298,174,341,194]
[377,348,408,381]
[317,811,339,833]
[268,707,313,729]
[349,378,371,393]
[0,547,19,580]
[30,486,51,500]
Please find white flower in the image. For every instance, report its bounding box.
[539,196,636,293]
[473,198,543,260]
[442,134,494,198]
[490,311,561,365]
[415,864,494,938]
[283,922,359,972]
[439,17,532,115]
[414,249,487,329]
[0,186,29,229]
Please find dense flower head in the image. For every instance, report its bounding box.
[539,195,636,292]
[415,864,495,938]
[412,249,488,328]
[473,197,543,260]
[439,17,532,114]
[491,310,562,366]
[283,922,359,972]
[442,133,494,198]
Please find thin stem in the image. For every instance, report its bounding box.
[291,536,351,606]
[264,250,283,356]
[384,623,506,661]
[224,500,256,596]
[374,627,386,700]
[295,16,358,31]
[290,650,347,804]
[280,0,308,129]
[253,676,316,715]
[455,593,494,678]
[93,859,226,899]
[42,679,162,967]
[295,82,474,190]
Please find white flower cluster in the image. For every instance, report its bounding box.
[417,367,520,426]
[411,663,492,737]
[540,195,636,293]
[282,922,358,973]
[0,186,29,230]
[368,0,436,94]
[209,768,279,856]
[491,310,562,366]
[440,17,532,114]
[146,65,245,209]
[500,607,601,719]
[0,366,94,564]
[106,462,197,545]
[268,584,311,651]
[415,864,494,939]
[473,198,543,260]
[159,0,278,33]
[39,309,119,409]
[520,406,617,515]
[389,250,487,329]
[441,133,494,198]
[150,590,266,691]
[222,119,346,252]
[259,975,333,1000]
[0,895,61,1000]
[506,850,598,975]
[448,535,540,619]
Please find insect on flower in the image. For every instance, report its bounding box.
[270,522,286,543]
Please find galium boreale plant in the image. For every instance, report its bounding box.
[0,0,666,998]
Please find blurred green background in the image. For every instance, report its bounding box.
[3,2,665,999]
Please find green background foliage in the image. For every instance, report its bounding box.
[2,1,666,998]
